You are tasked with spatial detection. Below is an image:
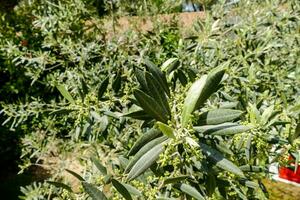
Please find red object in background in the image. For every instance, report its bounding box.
[21,40,28,47]
[279,156,300,184]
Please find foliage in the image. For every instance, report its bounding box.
[0,0,299,199]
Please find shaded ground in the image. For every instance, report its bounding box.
[263,179,300,200]
[0,166,50,200]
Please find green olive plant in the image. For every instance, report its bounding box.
[64,60,269,199]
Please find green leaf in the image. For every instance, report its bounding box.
[127,142,165,181]
[47,181,72,192]
[199,143,245,177]
[81,79,88,97]
[127,128,162,156]
[99,115,109,132]
[111,179,132,200]
[232,185,247,200]
[145,72,171,116]
[291,122,300,142]
[122,183,142,196]
[216,142,233,155]
[98,77,109,100]
[56,84,75,104]
[112,72,122,93]
[144,58,170,97]
[206,174,216,197]
[197,109,243,125]
[118,156,129,169]
[261,105,274,125]
[219,102,239,109]
[135,68,148,92]
[175,183,205,200]
[90,111,102,121]
[241,180,259,189]
[82,181,107,200]
[182,67,225,126]
[123,109,153,120]
[182,67,225,127]
[125,136,168,173]
[161,58,179,72]
[134,89,168,123]
[103,174,112,184]
[194,123,251,136]
[103,111,122,119]
[163,176,190,185]
[177,70,188,86]
[245,135,252,161]
[90,157,107,175]
[157,122,175,139]
[182,76,207,126]
[247,103,261,124]
[185,137,200,148]
[65,169,85,181]
[186,67,197,82]
[295,152,299,173]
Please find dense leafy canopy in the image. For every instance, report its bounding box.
[0,0,299,199]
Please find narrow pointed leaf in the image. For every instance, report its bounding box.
[123,183,142,196]
[216,142,233,155]
[157,122,175,139]
[127,143,165,181]
[176,183,205,200]
[103,174,112,184]
[182,76,207,127]
[144,58,170,96]
[91,111,102,121]
[134,89,168,123]
[47,181,73,192]
[194,123,251,136]
[81,79,88,96]
[56,84,75,104]
[241,180,259,189]
[245,135,252,161]
[186,67,197,81]
[177,70,188,86]
[199,143,245,177]
[98,77,109,100]
[163,175,190,185]
[185,136,200,148]
[261,105,274,125]
[248,103,261,124]
[112,179,132,200]
[182,67,225,127]
[119,156,129,169]
[125,136,168,173]
[123,110,153,120]
[233,185,247,200]
[161,58,179,72]
[82,181,107,200]
[112,72,122,93]
[65,169,85,181]
[127,128,162,156]
[206,174,216,197]
[145,72,170,116]
[291,122,300,142]
[135,68,148,92]
[219,102,239,109]
[91,157,107,175]
[197,109,243,125]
